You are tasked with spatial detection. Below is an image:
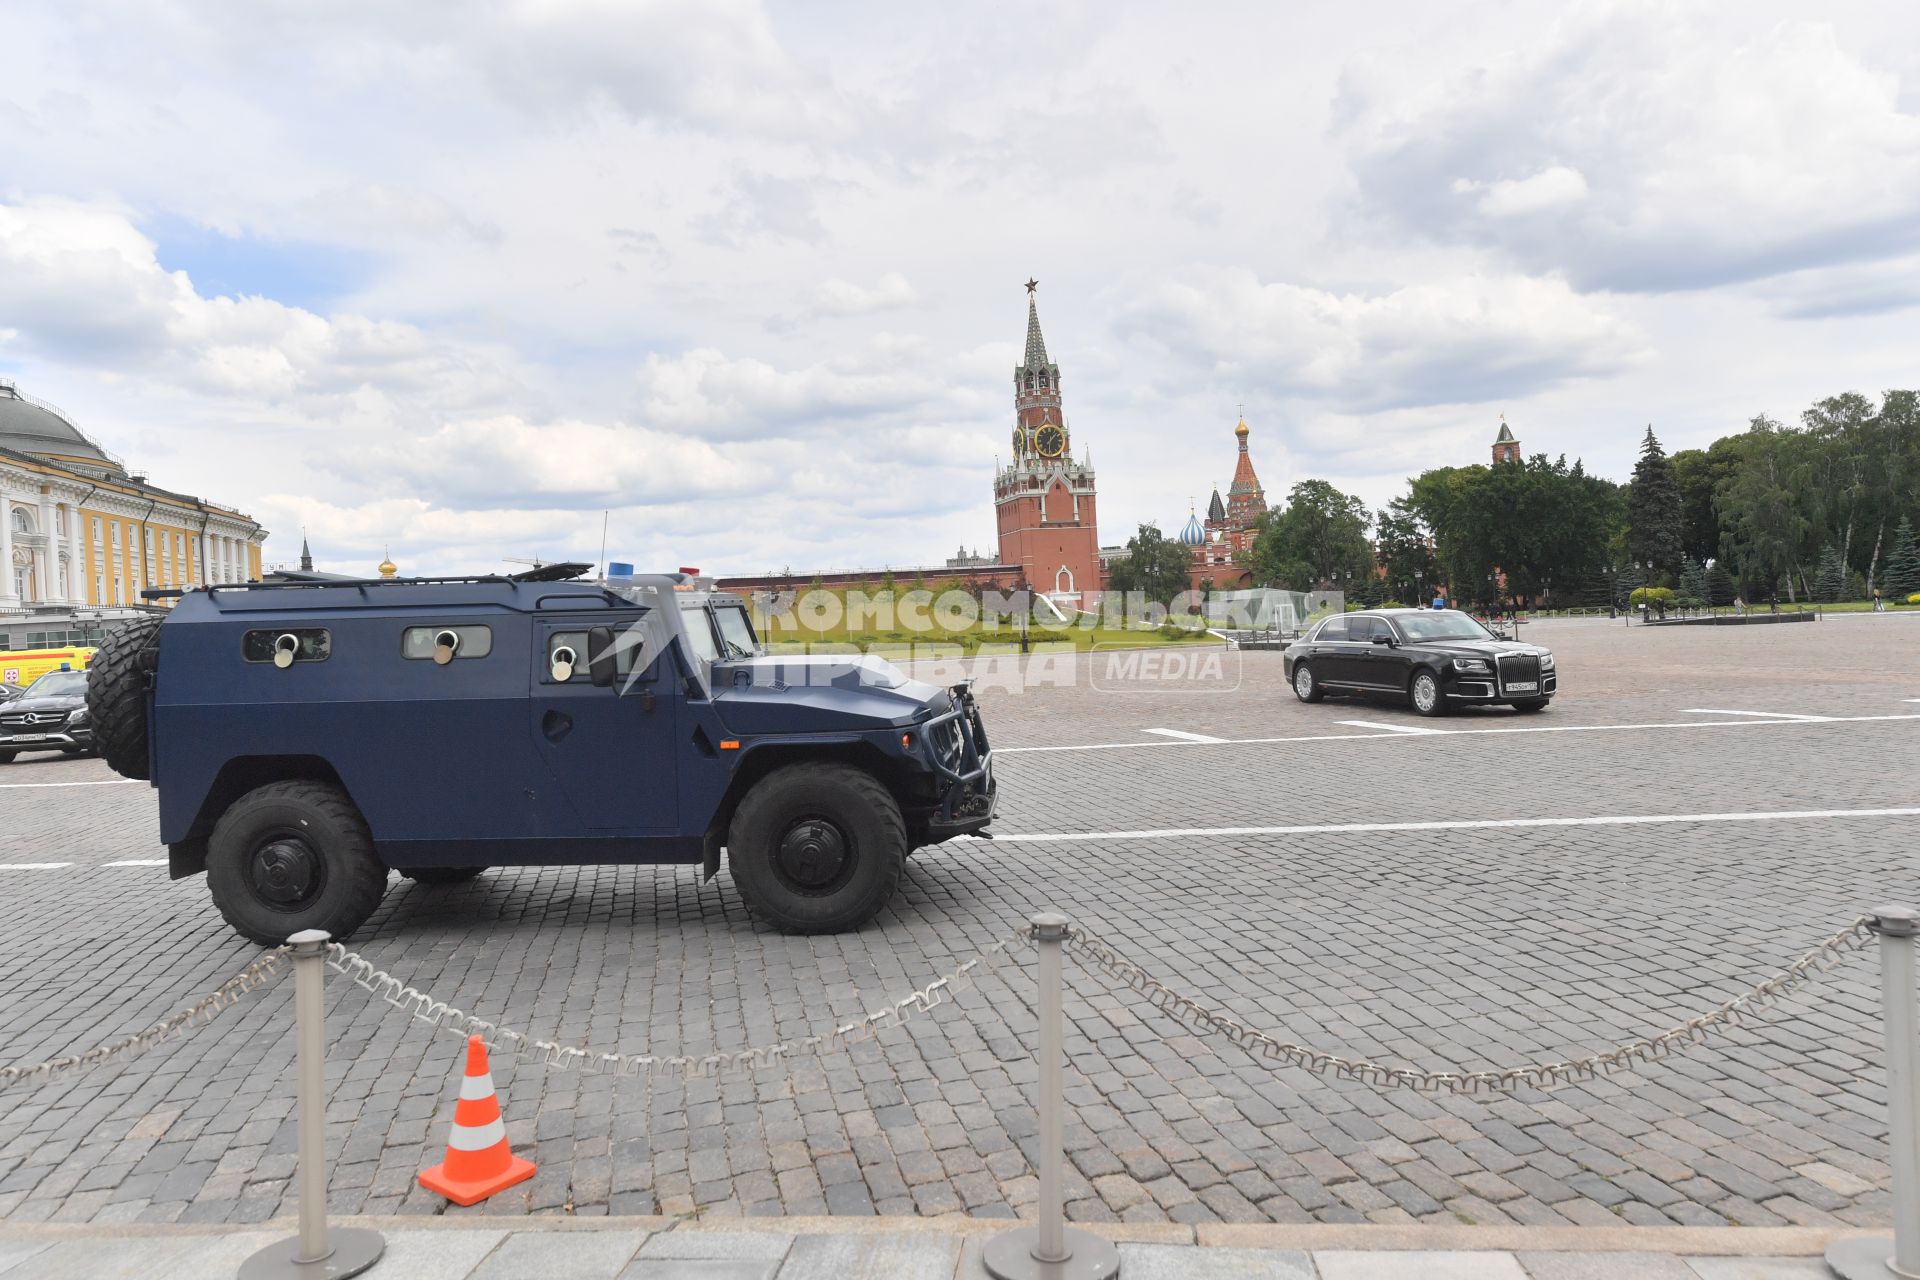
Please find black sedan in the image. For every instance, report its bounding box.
[1283,609,1556,716]
[0,668,94,762]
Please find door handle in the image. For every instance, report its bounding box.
[541,709,573,743]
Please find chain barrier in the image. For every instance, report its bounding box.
[0,947,291,1090]
[1065,916,1877,1093]
[323,921,1035,1082]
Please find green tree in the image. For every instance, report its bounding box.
[1716,417,1814,602]
[1813,547,1848,603]
[1627,426,1685,576]
[1885,518,1920,598]
[1671,443,1740,566]
[1703,560,1737,606]
[1248,480,1375,588]
[1103,522,1194,607]
[1374,499,1437,605]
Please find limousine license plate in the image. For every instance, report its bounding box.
[1505,681,1538,693]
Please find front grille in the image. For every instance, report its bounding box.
[1496,653,1541,693]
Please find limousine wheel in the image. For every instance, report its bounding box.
[1292,663,1324,703]
[1409,669,1447,717]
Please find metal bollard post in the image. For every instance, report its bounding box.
[985,913,1120,1280]
[1828,906,1920,1280]
[240,931,385,1280]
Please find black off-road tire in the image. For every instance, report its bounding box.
[206,780,388,946]
[0,750,16,765]
[727,763,905,934]
[399,866,486,884]
[87,615,164,781]
[1292,662,1324,703]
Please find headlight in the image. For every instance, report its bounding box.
[1451,658,1492,673]
[67,707,89,724]
[1539,652,1554,670]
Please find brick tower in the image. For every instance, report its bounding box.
[994,283,1100,606]
[1492,413,1520,464]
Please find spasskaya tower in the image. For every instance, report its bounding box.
[994,282,1100,606]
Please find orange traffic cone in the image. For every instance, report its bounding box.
[419,1035,536,1205]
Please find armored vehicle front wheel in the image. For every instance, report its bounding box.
[206,780,388,946]
[727,763,906,934]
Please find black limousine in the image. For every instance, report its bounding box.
[1282,609,1556,716]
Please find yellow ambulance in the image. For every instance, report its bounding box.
[0,647,97,689]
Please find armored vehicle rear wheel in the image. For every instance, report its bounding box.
[727,763,905,934]
[400,866,486,884]
[206,780,387,946]
[87,614,163,780]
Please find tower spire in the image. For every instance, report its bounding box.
[1023,286,1049,369]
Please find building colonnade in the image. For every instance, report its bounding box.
[1,464,263,612]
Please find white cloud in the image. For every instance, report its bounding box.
[814,273,918,317]
[1342,9,1920,291]
[1117,268,1648,410]
[1453,166,1590,219]
[0,198,520,412]
[3,0,1919,574]
[632,347,970,437]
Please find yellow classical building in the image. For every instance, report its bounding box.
[1,379,265,646]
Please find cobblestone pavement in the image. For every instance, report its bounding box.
[1,615,1917,1233]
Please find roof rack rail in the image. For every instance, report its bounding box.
[205,573,526,598]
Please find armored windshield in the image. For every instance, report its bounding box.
[713,604,759,659]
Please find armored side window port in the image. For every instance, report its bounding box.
[433,630,460,666]
[272,634,300,669]
[549,645,576,682]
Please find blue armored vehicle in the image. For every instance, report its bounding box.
[85,568,995,943]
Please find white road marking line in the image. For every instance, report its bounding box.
[996,712,1920,754]
[983,806,1920,844]
[1337,720,1441,735]
[103,859,167,867]
[0,779,142,788]
[1143,728,1227,743]
[0,863,72,871]
[1680,708,1831,721]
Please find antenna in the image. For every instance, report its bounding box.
[598,510,609,574]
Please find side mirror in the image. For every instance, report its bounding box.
[587,626,618,688]
[1371,634,1393,646]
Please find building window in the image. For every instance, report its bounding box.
[10,508,29,535]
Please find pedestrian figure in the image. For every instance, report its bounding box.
[1873,587,1884,613]
[1656,597,1666,621]
[1733,595,1745,616]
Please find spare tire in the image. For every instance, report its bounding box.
[87,615,164,780]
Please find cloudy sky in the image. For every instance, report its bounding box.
[3,1,1917,577]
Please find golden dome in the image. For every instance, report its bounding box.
[1234,417,1250,437]
[378,550,398,579]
